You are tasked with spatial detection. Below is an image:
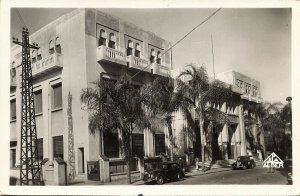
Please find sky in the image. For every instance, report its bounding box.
[11,8,291,103]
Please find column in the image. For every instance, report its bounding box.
[220,102,229,160]
[238,101,247,156]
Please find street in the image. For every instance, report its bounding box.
[164,166,289,185]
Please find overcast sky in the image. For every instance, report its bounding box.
[11,8,291,103]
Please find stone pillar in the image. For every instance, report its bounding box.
[238,101,247,156]
[138,157,145,179]
[99,155,110,183]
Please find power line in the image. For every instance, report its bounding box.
[15,8,27,28]
[127,8,222,82]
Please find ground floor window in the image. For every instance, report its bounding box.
[37,138,43,160]
[53,135,63,159]
[104,132,119,158]
[10,149,16,168]
[10,141,17,168]
[155,134,166,155]
[132,134,144,157]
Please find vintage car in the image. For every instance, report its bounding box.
[143,162,185,184]
[232,155,256,169]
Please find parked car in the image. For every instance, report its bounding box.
[143,162,185,184]
[284,159,292,184]
[232,155,256,169]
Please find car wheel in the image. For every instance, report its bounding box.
[243,165,247,170]
[177,172,184,180]
[157,176,164,185]
[251,163,254,169]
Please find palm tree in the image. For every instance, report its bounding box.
[243,101,285,159]
[141,76,186,161]
[176,64,233,171]
[80,74,150,184]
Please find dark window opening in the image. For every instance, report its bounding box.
[55,37,61,54]
[132,134,144,157]
[150,49,155,63]
[156,52,161,64]
[53,136,63,159]
[52,83,62,109]
[32,50,37,63]
[108,33,116,49]
[10,149,16,168]
[104,132,119,158]
[135,43,141,58]
[37,48,42,60]
[99,29,107,46]
[37,138,43,160]
[34,90,43,114]
[49,40,55,54]
[127,40,133,56]
[155,134,166,155]
[10,99,16,121]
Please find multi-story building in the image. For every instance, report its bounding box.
[10,9,265,183]
[171,69,265,165]
[10,8,172,182]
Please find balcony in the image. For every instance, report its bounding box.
[241,93,263,103]
[31,53,63,79]
[152,63,170,77]
[96,45,127,66]
[126,55,151,73]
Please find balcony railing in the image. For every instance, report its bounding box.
[152,63,170,77]
[96,45,127,66]
[241,93,263,103]
[31,53,63,78]
[126,55,151,73]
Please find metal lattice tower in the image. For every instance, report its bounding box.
[13,28,41,185]
[67,92,76,179]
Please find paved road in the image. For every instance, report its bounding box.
[166,166,288,185]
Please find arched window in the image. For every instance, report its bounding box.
[108,33,116,49]
[32,50,37,63]
[127,40,133,56]
[37,48,42,60]
[49,40,55,54]
[55,36,61,53]
[156,51,162,64]
[135,43,141,58]
[150,49,156,63]
[98,29,107,46]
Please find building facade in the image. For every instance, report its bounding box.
[171,70,265,164]
[10,9,172,181]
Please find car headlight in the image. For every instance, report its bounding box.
[288,172,292,177]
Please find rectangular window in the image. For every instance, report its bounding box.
[53,136,63,159]
[10,141,17,168]
[236,80,243,90]
[155,134,166,156]
[132,134,144,157]
[34,90,43,114]
[252,86,257,96]
[52,83,62,109]
[10,99,16,121]
[37,138,43,160]
[245,83,251,94]
[10,149,16,168]
[104,132,119,158]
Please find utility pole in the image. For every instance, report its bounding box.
[12,27,41,185]
[211,34,215,79]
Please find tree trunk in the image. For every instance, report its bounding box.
[126,156,131,184]
[168,122,174,161]
[199,117,205,172]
